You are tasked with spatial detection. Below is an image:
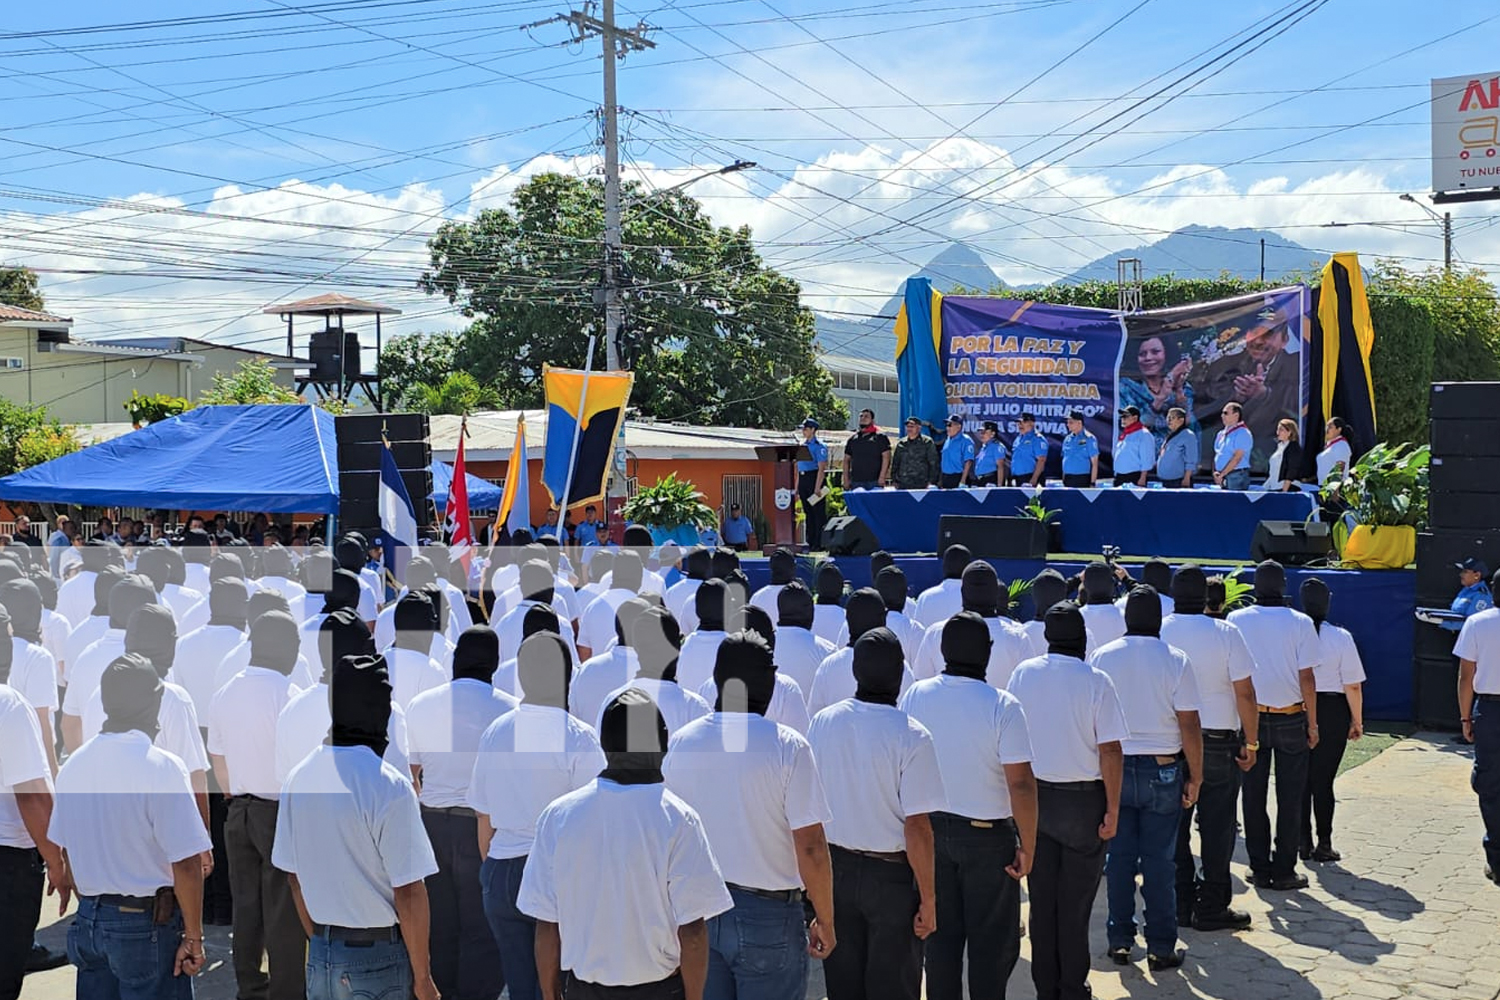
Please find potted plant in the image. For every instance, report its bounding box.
[619,473,719,547]
[1318,442,1429,569]
[1017,496,1063,553]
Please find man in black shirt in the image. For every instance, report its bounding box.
[843,409,891,490]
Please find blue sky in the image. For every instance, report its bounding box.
[2,0,1497,348]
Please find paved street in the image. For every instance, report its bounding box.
[23,733,1500,1000]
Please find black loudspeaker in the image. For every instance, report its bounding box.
[1428,493,1498,531]
[1414,623,1458,661]
[1249,520,1333,566]
[822,516,880,556]
[1429,456,1500,495]
[338,469,433,530]
[1430,419,1500,458]
[335,412,433,529]
[1412,654,1462,730]
[336,412,429,444]
[1430,381,1500,421]
[1415,529,1500,604]
[338,439,431,473]
[938,515,1047,560]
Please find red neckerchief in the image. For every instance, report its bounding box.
[1117,422,1148,446]
[1326,436,1346,448]
[858,424,881,436]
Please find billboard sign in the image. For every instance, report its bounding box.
[1432,71,1500,194]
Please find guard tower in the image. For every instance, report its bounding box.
[262,293,401,410]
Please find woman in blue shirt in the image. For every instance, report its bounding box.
[1213,402,1253,491]
[972,421,1007,487]
[797,418,829,549]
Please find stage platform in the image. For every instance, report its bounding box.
[740,556,1415,723]
[841,486,1318,561]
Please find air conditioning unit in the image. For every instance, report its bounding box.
[2,358,23,370]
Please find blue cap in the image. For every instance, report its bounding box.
[946,414,964,425]
[1458,557,1490,577]
[800,417,820,430]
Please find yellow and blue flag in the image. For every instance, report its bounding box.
[895,276,947,433]
[542,366,634,509]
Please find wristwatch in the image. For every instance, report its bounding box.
[1244,741,1260,752]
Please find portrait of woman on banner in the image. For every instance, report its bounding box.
[1118,333,1197,450]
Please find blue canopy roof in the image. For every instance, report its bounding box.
[429,460,503,512]
[0,404,340,513]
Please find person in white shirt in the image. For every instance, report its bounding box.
[1023,569,1093,657]
[1298,578,1366,864]
[616,526,668,597]
[406,627,515,1000]
[570,598,652,729]
[912,545,971,629]
[1005,602,1128,1000]
[869,552,919,618]
[208,609,308,1000]
[664,631,836,1000]
[32,573,71,690]
[838,568,921,664]
[900,612,1037,1000]
[808,629,946,1000]
[62,565,124,688]
[1454,569,1500,885]
[665,548,709,626]
[1,581,59,774]
[255,545,308,607]
[576,552,646,660]
[1090,587,1203,970]
[472,632,607,1000]
[49,655,211,996]
[62,575,156,753]
[55,540,114,628]
[748,549,796,620]
[676,580,736,695]
[1115,559,1176,618]
[1315,417,1354,486]
[1160,565,1259,932]
[383,592,447,712]
[808,589,914,717]
[273,652,441,1000]
[334,535,380,625]
[495,561,577,666]
[158,546,209,634]
[773,582,835,698]
[176,577,251,719]
[911,562,1032,689]
[518,689,732,1000]
[220,589,321,696]
[811,564,846,646]
[1079,562,1126,651]
[374,557,466,653]
[696,605,810,737]
[298,564,359,672]
[599,607,711,736]
[135,545,202,635]
[535,537,586,619]
[1228,560,1321,891]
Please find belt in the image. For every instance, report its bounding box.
[1036,779,1104,791]
[236,793,278,804]
[832,845,907,863]
[726,883,803,903]
[93,893,160,911]
[932,811,1010,829]
[1258,703,1305,715]
[313,924,403,945]
[421,805,476,818]
[1476,693,1500,703]
[1202,729,1240,740]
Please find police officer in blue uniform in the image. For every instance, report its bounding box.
[973,421,1007,487]
[939,415,977,489]
[1446,558,1494,632]
[1010,412,1048,487]
[1061,410,1100,488]
[798,417,830,550]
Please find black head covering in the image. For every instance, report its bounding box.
[941,611,991,680]
[709,548,738,581]
[941,544,973,580]
[0,580,43,644]
[632,606,682,682]
[1205,577,1228,620]
[321,568,362,615]
[161,546,187,587]
[317,607,373,681]
[0,561,21,587]
[534,537,563,573]
[406,556,438,591]
[180,529,213,562]
[30,571,57,612]
[684,547,710,582]
[1045,601,1088,660]
[875,566,908,613]
[612,551,645,593]
[695,579,728,632]
[961,561,1002,617]
[1171,564,1207,616]
[393,591,435,650]
[301,550,336,595]
[247,589,292,626]
[769,549,795,586]
[1081,562,1114,605]
[522,603,562,640]
[815,563,845,605]
[623,525,654,553]
[713,630,775,716]
[250,610,301,676]
[870,550,895,576]
[1254,560,1287,607]
[0,605,12,684]
[99,653,162,739]
[261,545,294,580]
[453,626,500,684]
[1300,577,1330,632]
[519,560,555,606]
[107,576,156,631]
[1031,569,1067,622]
[1142,559,1173,595]
[209,578,250,629]
[335,536,366,573]
[91,565,127,618]
[598,688,668,785]
[329,653,391,757]
[518,632,573,710]
[853,627,904,706]
[210,553,244,584]
[589,550,616,582]
[125,605,178,679]
[777,581,815,629]
[742,605,776,651]
[1124,585,1162,638]
[134,548,170,593]
[81,540,113,574]
[613,596,653,648]
[845,588,886,646]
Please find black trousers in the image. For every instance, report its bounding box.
[564,971,684,1000]
[1062,474,1092,489]
[206,790,233,921]
[1175,732,1243,916]
[1303,693,1352,847]
[225,797,307,1000]
[422,809,504,1000]
[926,814,1020,1000]
[823,847,921,1000]
[1241,711,1309,880]
[973,472,999,488]
[0,847,42,1000]
[938,473,964,489]
[1029,782,1106,1000]
[799,470,826,550]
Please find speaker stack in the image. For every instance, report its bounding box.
[1414,382,1500,728]
[335,413,434,534]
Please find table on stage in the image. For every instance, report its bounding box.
[839,485,1319,560]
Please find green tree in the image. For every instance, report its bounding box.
[197,358,303,405]
[403,371,502,415]
[0,398,79,476]
[0,266,46,313]
[377,331,462,409]
[420,173,845,429]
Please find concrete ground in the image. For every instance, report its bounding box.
[23,733,1500,1000]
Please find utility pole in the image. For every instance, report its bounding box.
[1443,211,1453,273]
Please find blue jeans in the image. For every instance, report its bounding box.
[69,896,192,1000]
[1221,469,1250,491]
[306,933,410,1000]
[1474,698,1500,874]
[1106,756,1184,954]
[705,887,808,1000]
[481,856,540,1000]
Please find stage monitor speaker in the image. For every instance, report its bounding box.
[822,516,880,556]
[1429,456,1500,495]
[1415,529,1500,604]
[938,515,1048,560]
[1429,492,1499,531]
[1249,520,1332,566]
[1412,654,1462,731]
[1430,381,1500,421]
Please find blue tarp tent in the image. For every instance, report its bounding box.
[0,404,340,513]
[429,460,503,512]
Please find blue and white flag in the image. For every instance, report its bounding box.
[379,443,419,587]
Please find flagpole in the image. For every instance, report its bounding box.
[556,335,597,523]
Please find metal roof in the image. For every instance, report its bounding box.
[261,293,402,317]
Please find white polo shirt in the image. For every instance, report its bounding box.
[9,639,58,713]
[1159,614,1256,732]
[806,700,946,852]
[208,666,301,797]
[1080,604,1126,650]
[405,680,519,808]
[467,704,605,860]
[1455,607,1500,694]
[173,624,246,718]
[577,590,638,655]
[82,682,209,774]
[1021,619,1099,659]
[215,637,318,698]
[274,684,410,785]
[912,615,1032,689]
[1005,654,1129,783]
[664,713,832,891]
[65,617,109,683]
[56,570,97,628]
[900,675,1033,821]
[598,678,710,737]
[41,609,70,679]
[495,599,578,663]
[49,730,211,897]
[811,605,844,646]
[379,647,448,712]
[695,673,810,735]
[517,779,732,988]
[913,579,963,630]
[772,627,836,698]
[273,745,438,928]
[836,611,922,664]
[1227,605,1320,709]
[62,630,127,717]
[665,579,701,624]
[254,576,307,606]
[749,585,786,620]
[0,685,51,849]
[568,648,639,731]
[160,584,206,631]
[492,643,581,701]
[675,631,726,695]
[1116,592,1175,617]
[806,647,915,718]
[1089,636,1201,756]
[1312,624,1366,694]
